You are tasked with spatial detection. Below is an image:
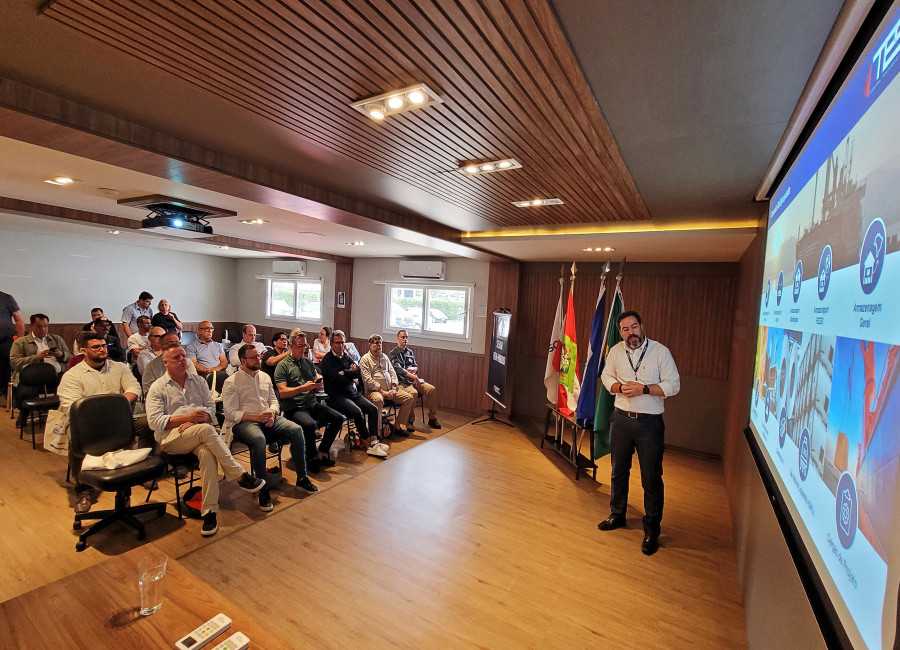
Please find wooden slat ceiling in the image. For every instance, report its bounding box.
[41,0,649,230]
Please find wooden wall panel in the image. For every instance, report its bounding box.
[518,262,737,381]
[333,261,353,335]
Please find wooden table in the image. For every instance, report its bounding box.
[0,544,291,649]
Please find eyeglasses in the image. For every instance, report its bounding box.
[199,327,214,331]
[87,343,108,350]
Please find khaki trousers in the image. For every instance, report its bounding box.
[366,386,415,433]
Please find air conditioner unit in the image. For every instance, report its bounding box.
[399,260,445,280]
[273,260,307,275]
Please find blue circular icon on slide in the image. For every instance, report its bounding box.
[859,218,886,295]
[792,260,802,303]
[778,408,787,448]
[777,271,784,305]
[798,427,810,480]
[835,472,858,549]
[765,279,771,307]
[818,246,832,300]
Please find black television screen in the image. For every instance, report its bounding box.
[750,3,900,648]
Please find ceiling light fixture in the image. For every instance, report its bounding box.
[457,158,522,176]
[346,241,367,246]
[351,83,442,121]
[583,247,593,252]
[239,219,267,225]
[512,198,564,207]
[216,245,230,250]
[44,176,75,185]
[107,230,120,235]
[582,246,615,252]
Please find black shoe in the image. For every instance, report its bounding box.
[201,512,218,537]
[258,489,274,512]
[428,418,442,429]
[268,441,280,454]
[296,475,319,493]
[641,534,659,555]
[318,455,336,468]
[307,457,321,474]
[394,427,410,437]
[237,473,265,493]
[597,515,626,531]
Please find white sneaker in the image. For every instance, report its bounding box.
[367,444,388,458]
[377,442,390,453]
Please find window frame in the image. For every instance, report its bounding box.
[382,281,472,342]
[265,277,323,324]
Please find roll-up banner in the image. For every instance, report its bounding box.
[486,310,511,409]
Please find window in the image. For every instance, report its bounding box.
[267,279,322,322]
[385,283,471,340]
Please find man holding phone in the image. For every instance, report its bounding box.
[274,329,344,473]
[10,313,70,428]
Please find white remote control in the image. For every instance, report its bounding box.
[210,631,250,650]
[174,613,232,650]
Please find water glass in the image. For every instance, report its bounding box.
[138,553,167,616]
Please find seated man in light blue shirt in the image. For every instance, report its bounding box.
[146,346,264,537]
[185,320,228,376]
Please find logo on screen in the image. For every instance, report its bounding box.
[792,260,802,303]
[776,271,784,305]
[867,16,900,96]
[818,245,832,300]
[859,218,886,294]
[835,472,858,549]
[765,279,771,307]
[778,407,787,448]
[798,427,810,480]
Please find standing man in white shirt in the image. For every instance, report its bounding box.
[598,311,680,556]
[223,344,319,512]
[121,291,153,338]
[227,324,267,367]
[57,333,153,514]
[145,346,264,537]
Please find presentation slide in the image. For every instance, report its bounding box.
[750,5,900,648]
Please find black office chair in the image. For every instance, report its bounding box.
[156,452,200,519]
[18,362,61,449]
[69,394,166,551]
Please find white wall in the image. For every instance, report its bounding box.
[351,258,490,354]
[1,227,236,323]
[234,257,336,330]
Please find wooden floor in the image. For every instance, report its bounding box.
[1,407,747,648]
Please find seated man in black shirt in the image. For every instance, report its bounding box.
[91,317,127,363]
[319,330,387,458]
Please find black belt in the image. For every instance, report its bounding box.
[615,407,659,419]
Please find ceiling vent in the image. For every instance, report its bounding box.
[399,260,445,280]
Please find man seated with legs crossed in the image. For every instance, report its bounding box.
[146,346,264,537]
[319,329,387,458]
[274,329,343,473]
[58,333,154,515]
[389,329,441,430]
[360,334,414,437]
[223,343,319,512]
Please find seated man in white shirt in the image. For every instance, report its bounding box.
[146,346,265,537]
[227,324,267,367]
[57,333,154,515]
[126,315,152,364]
[223,344,319,512]
[142,331,196,395]
[137,327,165,376]
[360,334,414,437]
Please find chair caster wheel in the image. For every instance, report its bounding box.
[75,540,86,552]
[73,521,82,531]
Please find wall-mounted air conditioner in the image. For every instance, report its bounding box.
[399,260,445,280]
[273,260,307,275]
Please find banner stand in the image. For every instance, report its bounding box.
[475,309,514,427]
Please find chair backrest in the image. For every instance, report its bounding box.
[19,362,59,390]
[68,394,135,457]
[180,331,198,346]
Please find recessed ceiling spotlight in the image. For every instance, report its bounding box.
[216,245,230,250]
[583,247,593,252]
[346,241,367,246]
[456,158,521,176]
[603,247,615,252]
[351,83,442,121]
[512,197,564,207]
[44,176,75,185]
[239,219,267,225]
[107,230,120,235]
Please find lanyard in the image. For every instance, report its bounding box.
[627,343,648,380]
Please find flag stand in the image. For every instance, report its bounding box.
[541,404,598,480]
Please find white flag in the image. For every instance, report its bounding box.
[544,273,565,403]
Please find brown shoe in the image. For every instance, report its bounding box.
[74,495,92,514]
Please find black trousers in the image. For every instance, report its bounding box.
[608,410,665,536]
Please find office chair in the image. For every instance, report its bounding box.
[69,394,166,551]
[18,362,61,449]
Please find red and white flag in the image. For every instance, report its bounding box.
[557,263,580,416]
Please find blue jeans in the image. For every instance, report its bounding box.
[232,415,307,479]
[328,394,378,441]
[284,402,344,459]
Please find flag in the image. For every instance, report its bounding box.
[557,265,580,416]
[575,278,607,428]
[543,272,565,403]
[592,282,624,459]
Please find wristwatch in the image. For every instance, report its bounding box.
[618,383,624,394]
[643,384,650,395]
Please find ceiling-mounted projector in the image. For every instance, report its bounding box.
[140,202,214,238]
